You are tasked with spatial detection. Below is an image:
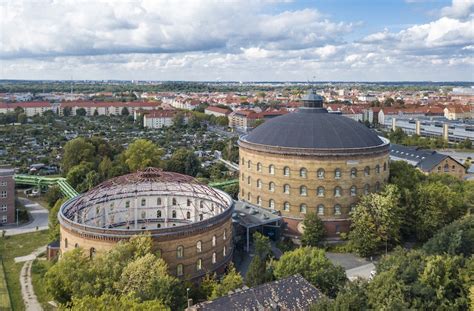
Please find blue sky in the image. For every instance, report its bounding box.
[0,0,472,81]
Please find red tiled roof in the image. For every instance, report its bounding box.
[205,106,231,115]
[60,101,160,108]
[144,110,177,118]
[0,101,50,108]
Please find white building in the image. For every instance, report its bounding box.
[143,110,176,129]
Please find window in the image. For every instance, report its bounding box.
[351,168,357,178]
[172,198,177,205]
[1,215,6,223]
[157,210,162,218]
[0,204,6,211]
[212,252,217,264]
[334,204,341,215]
[223,246,227,257]
[199,214,203,221]
[364,166,370,176]
[212,235,216,247]
[197,241,202,253]
[257,162,262,172]
[317,169,325,179]
[350,186,357,196]
[269,199,275,209]
[375,182,380,192]
[0,191,6,198]
[364,184,370,195]
[247,192,251,201]
[317,204,325,215]
[444,163,449,172]
[257,196,262,206]
[317,186,325,197]
[242,157,244,165]
[383,162,387,171]
[223,229,227,240]
[300,168,307,178]
[187,199,191,206]
[157,198,162,205]
[269,182,275,192]
[375,164,380,174]
[177,264,183,276]
[157,223,161,228]
[334,169,342,179]
[186,211,191,219]
[283,166,290,176]
[90,248,96,259]
[141,198,146,206]
[350,204,356,213]
[247,160,251,169]
[242,173,245,181]
[64,238,68,248]
[247,176,251,185]
[125,201,130,208]
[74,243,79,248]
[334,186,342,197]
[283,184,290,194]
[172,210,177,218]
[300,186,307,196]
[283,202,290,211]
[177,246,184,258]
[300,204,307,214]
[269,165,275,174]
[200,201,204,208]
[141,211,146,219]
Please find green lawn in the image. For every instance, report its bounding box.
[0,260,12,311]
[31,259,54,311]
[0,231,50,311]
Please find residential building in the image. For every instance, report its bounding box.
[204,106,231,117]
[444,106,473,120]
[59,101,160,116]
[143,110,177,129]
[0,167,15,225]
[0,101,53,117]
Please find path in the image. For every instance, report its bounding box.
[16,245,47,311]
[3,198,49,236]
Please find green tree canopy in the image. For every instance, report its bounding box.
[66,293,168,311]
[61,137,96,173]
[301,212,325,247]
[123,139,163,172]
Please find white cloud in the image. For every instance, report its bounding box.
[441,0,474,18]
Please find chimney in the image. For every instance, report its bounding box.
[442,123,449,141]
[391,118,397,131]
[415,120,421,135]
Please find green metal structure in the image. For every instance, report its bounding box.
[13,174,79,199]
[208,179,238,189]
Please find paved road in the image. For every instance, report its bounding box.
[2,198,49,236]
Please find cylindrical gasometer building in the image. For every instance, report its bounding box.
[238,91,390,237]
[58,168,234,280]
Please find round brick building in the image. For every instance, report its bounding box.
[238,91,390,237]
[58,168,234,280]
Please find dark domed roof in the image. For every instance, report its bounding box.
[243,109,384,149]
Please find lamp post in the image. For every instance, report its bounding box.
[16,208,19,226]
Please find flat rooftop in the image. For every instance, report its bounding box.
[233,201,282,228]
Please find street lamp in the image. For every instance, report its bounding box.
[16,208,19,226]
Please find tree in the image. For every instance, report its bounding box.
[93,109,99,116]
[210,264,243,299]
[17,112,27,124]
[63,107,72,116]
[45,185,63,208]
[98,156,113,181]
[253,232,271,259]
[349,185,402,257]
[245,255,269,287]
[123,139,163,171]
[66,162,94,192]
[172,112,185,129]
[310,279,369,311]
[76,108,87,116]
[49,198,66,242]
[121,107,130,116]
[61,137,96,173]
[184,152,200,176]
[273,247,347,298]
[67,293,168,311]
[301,212,325,247]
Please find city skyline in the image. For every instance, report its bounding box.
[1,0,473,82]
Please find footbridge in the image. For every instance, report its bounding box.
[13,175,79,199]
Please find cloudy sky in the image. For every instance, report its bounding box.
[0,0,473,81]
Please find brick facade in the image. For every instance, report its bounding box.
[0,168,15,225]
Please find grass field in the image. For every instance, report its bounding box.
[0,230,49,311]
[31,259,55,311]
[0,260,12,311]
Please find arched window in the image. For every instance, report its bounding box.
[223,229,227,240]
[200,201,204,208]
[241,157,244,165]
[177,264,183,276]
[269,165,275,174]
[334,168,342,179]
[157,223,161,228]
[157,210,162,218]
[334,204,341,215]
[212,235,216,247]
[212,252,217,264]
[300,168,307,178]
[317,204,325,215]
[444,163,449,172]
[247,192,251,201]
[257,196,262,206]
[283,166,290,176]
[317,186,325,197]
[283,202,290,211]
[74,243,79,248]
[157,198,161,205]
[375,164,380,174]
[141,198,146,206]
[317,169,325,179]
[125,201,130,208]
[90,247,96,259]
[257,162,262,172]
[256,178,262,188]
[186,211,191,219]
[364,166,370,176]
[350,186,357,196]
[197,241,202,253]
[64,238,68,248]
[223,246,227,257]
[172,210,177,218]
[177,245,184,258]
[269,182,275,192]
[247,176,251,185]
[375,182,380,192]
[350,204,356,213]
[141,211,146,219]
[172,198,177,205]
[187,199,191,206]
[383,162,387,171]
[351,168,357,178]
[300,204,307,214]
[269,199,275,209]
[300,186,307,196]
[283,184,290,194]
[364,184,370,195]
[247,160,251,169]
[242,173,245,181]
[334,186,342,197]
